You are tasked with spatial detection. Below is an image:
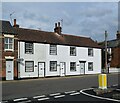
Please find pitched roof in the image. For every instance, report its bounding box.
[15,27,101,48]
[0,20,15,34]
[98,39,120,48]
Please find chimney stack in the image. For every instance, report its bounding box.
[116,31,120,39]
[54,22,62,34]
[13,19,19,28]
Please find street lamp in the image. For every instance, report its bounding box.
[105,31,108,73]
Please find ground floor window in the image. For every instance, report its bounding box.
[70,62,76,71]
[88,62,93,71]
[50,61,57,71]
[25,61,34,72]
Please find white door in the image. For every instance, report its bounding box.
[6,60,14,80]
[80,62,85,74]
[38,62,45,77]
[60,62,65,76]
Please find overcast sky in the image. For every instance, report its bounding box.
[2,2,118,42]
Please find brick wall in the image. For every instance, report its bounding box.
[110,47,120,68]
[1,34,18,80]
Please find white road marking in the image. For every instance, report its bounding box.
[70,92,80,96]
[54,95,65,98]
[33,95,46,99]
[116,89,120,91]
[38,97,49,101]
[17,100,31,103]
[2,101,8,103]
[50,93,61,96]
[13,98,28,102]
[65,91,76,94]
[80,88,120,102]
[113,84,118,86]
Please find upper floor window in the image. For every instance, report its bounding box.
[88,48,93,56]
[88,62,93,71]
[25,42,33,54]
[70,62,76,71]
[70,47,76,56]
[4,37,14,51]
[50,45,57,55]
[50,61,57,71]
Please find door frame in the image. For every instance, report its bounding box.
[6,59,14,80]
[79,61,86,75]
[38,62,45,77]
[60,62,66,76]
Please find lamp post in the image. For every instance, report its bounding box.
[105,31,108,73]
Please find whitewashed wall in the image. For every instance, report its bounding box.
[18,42,47,78]
[18,41,101,78]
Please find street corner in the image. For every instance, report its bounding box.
[80,85,120,102]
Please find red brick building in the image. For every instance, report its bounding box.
[99,31,120,73]
[0,20,18,80]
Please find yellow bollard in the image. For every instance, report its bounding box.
[99,74,107,89]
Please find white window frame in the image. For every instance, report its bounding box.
[25,42,34,54]
[50,44,57,55]
[88,48,93,56]
[4,37,14,51]
[70,62,76,71]
[25,61,34,72]
[50,61,57,71]
[70,47,76,56]
[88,62,93,71]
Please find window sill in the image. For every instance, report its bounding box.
[4,49,14,52]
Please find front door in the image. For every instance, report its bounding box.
[80,62,85,74]
[60,62,65,76]
[6,59,14,80]
[38,62,45,77]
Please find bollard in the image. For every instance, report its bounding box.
[98,74,107,89]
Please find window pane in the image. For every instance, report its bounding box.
[4,38,8,43]
[50,61,57,71]
[88,62,93,71]
[70,47,76,56]
[88,48,93,56]
[9,44,13,49]
[25,43,33,54]
[70,62,76,71]
[9,38,13,43]
[25,61,34,72]
[5,44,8,49]
[50,45,57,55]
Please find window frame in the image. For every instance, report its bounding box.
[88,48,93,56]
[25,42,34,54]
[70,46,76,56]
[4,37,14,51]
[70,62,76,71]
[88,62,93,71]
[49,44,57,55]
[50,61,57,71]
[25,61,34,72]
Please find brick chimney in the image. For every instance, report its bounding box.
[13,19,19,27]
[54,22,62,34]
[116,31,120,39]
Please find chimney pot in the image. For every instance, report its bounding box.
[58,22,60,27]
[55,23,57,28]
[14,19,16,26]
